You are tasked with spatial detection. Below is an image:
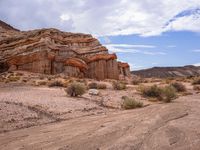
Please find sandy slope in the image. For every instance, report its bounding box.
[0,93,200,150]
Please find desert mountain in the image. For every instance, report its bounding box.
[0,20,130,80]
[132,65,200,78]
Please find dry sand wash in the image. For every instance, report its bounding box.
[0,91,200,150]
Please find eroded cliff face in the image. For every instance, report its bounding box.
[0,20,130,80]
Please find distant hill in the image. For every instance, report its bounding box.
[0,20,19,31]
[132,65,200,78]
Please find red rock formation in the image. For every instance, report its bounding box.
[0,20,131,80]
[118,62,131,77]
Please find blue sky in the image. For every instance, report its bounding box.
[0,0,200,70]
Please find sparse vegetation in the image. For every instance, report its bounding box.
[88,82,98,89]
[140,85,177,102]
[161,85,177,103]
[112,81,127,90]
[132,78,143,85]
[88,82,107,89]
[48,80,64,87]
[65,82,86,97]
[121,96,143,109]
[141,85,162,99]
[97,83,107,89]
[170,82,186,92]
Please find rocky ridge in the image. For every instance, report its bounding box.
[132,65,200,78]
[0,20,130,80]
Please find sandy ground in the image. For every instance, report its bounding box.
[0,79,200,150]
[0,93,200,150]
[0,83,151,133]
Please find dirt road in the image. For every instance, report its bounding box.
[0,94,200,150]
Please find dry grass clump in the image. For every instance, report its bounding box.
[112,81,127,90]
[65,82,86,97]
[121,96,143,109]
[170,82,186,92]
[140,85,177,103]
[161,86,177,103]
[97,83,107,89]
[7,76,21,82]
[88,82,107,89]
[131,78,143,85]
[88,82,98,89]
[192,77,200,85]
[48,80,64,87]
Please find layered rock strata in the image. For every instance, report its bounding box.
[0,20,130,80]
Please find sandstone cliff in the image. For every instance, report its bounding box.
[0,20,130,80]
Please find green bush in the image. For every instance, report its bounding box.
[65,82,86,97]
[121,96,143,109]
[132,78,142,85]
[112,81,127,90]
[170,82,186,92]
[162,86,177,103]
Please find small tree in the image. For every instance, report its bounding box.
[65,82,86,97]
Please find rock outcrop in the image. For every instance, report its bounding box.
[0,20,130,80]
[132,65,200,78]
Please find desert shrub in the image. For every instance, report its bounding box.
[65,82,86,97]
[140,85,177,102]
[37,81,47,86]
[192,78,200,85]
[112,81,127,90]
[161,86,177,103]
[121,96,143,109]
[141,85,162,99]
[132,78,142,85]
[97,83,107,89]
[48,80,64,87]
[8,76,20,82]
[88,82,98,89]
[193,85,200,91]
[170,82,186,92]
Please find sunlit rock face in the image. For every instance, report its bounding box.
[0,20,130,80]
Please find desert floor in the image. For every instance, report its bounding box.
[0,81,200,150]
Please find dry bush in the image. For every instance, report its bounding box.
[48,80,64,87]
[37,81,47,86]
[141,85,163,99]
[97,83,107,89]
[132,78,143,85]
[140,85,177,103]
[121,96,143,109]
[65,82,86,97]
[112,81,127,90]
[192,77,200,85]
[88,82,98,89]
[7,76,20,82]
[161,86,177,103]
[170,82,186,92]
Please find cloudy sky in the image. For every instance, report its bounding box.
[0,0,200,70]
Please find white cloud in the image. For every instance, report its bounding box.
[192,49,200,52]
[106,44,166,55]
[1,0,200,36]
[105,44,156,48]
